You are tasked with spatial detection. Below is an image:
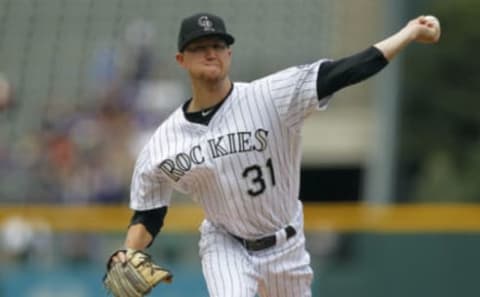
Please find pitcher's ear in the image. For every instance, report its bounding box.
[175,52,185,67]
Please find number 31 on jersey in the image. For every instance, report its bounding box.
[242,158,276,197]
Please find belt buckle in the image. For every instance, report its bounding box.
[248,238,266,251]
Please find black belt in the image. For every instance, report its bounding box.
[231,226,296,251]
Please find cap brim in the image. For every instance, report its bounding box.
[179,32,234,52]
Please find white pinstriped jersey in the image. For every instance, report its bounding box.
[130,59,331,239]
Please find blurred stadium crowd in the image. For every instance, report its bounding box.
[0,19,185,205]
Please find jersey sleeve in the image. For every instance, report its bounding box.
[264,60,331,132]
[129,143,173,211]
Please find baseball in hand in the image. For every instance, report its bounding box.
[421,15,441,43]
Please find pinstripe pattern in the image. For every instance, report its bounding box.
[130,60,329,296]
[199,206,312,297]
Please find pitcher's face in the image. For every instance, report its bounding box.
[176,37,232,83]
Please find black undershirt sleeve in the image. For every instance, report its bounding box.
[129,206,168,247]
[316,46,389,99]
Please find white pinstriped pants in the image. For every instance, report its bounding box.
[199,221,313,297]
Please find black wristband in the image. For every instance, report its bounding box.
[129,206,168,247]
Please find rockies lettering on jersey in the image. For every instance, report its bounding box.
[158,129,269,182]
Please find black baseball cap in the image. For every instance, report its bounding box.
[177,13,235,52]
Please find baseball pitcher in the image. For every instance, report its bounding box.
[103,12,441,297]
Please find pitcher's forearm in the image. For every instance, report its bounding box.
[124,223,153,250]
[374,27,415,61]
